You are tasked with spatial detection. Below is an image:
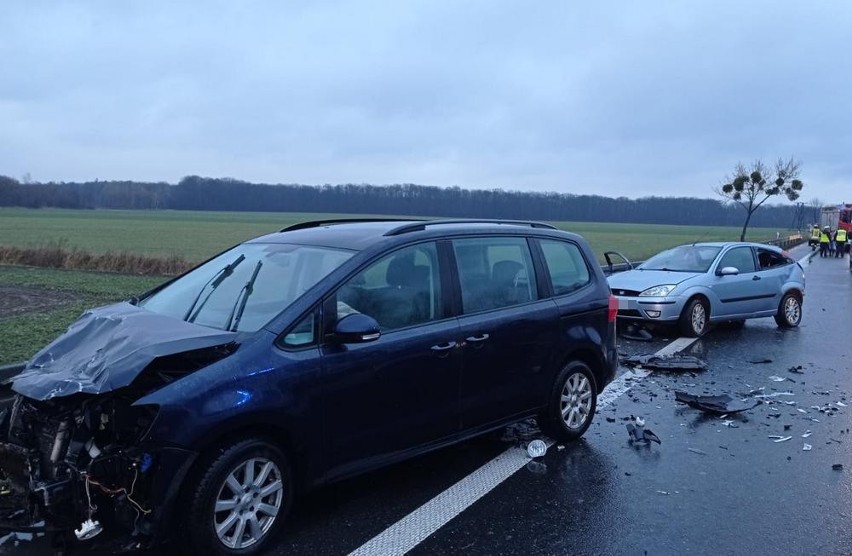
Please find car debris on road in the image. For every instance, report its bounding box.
[674,391,759,415]
[620,354,708,372]
[626,415,661,445]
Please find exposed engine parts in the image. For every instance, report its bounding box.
[0,392,158,544]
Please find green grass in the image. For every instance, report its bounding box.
[0,208,382,261]
[0,208,795,365]
[0,207,791,263]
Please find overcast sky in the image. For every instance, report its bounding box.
[2,1,851,201]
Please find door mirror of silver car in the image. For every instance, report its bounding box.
[717,266,740,276]
[333,313,381,343]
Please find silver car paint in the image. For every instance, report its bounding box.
[607,242,805,325]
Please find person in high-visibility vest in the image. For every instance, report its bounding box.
[819,227,830,257]
[836,228,847,258]
[809,225,821,250]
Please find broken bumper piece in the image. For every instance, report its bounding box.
[674,391,758,415]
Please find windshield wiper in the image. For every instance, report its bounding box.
[184,254,246,323]
[225,261,263,332]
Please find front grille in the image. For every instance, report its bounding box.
[618,309,642,318]
[612,289,640,297]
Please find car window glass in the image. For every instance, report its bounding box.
[333,243,442,331]
[281,312,315,348]
[140,243,353,332]
[717,246,756,273]
[539,240,590,295]
[639,245,721,272]
[756,248,789,269]
[453,237,537,313]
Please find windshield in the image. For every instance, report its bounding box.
[140,243,353,332]
[638,245,721,273]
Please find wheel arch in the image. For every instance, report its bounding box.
[181,419,309,501]
[683,292,711,314]
[558,348,603,392]
[782,286,804,302]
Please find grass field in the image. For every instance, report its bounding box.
[0,207,790,263]
[0,207,797,365]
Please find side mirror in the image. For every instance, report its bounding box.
[717,266,739,276]
[333,314,381,344]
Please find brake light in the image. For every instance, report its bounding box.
[608,295,618,322]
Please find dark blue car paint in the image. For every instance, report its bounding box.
[10,221,617,545]
[142,223,616,479]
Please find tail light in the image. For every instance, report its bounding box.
[608,295,618,322]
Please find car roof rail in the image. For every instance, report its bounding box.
[281,218,421,232]
[384,219,557,236]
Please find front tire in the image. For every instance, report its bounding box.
[679,298,709,337]
[774,292,802,328]
[185,438,293,555]
[539,361,598,442]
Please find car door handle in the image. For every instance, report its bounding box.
[752,275,761,281]
[431,341,457,358]
[465,333,490,345]
[464,334,490,350]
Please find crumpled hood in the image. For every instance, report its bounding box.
[607,269,701,294]
[13,302,238,401]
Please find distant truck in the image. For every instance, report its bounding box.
[820,203,852,231]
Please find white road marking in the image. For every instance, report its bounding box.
[348,337,698,556]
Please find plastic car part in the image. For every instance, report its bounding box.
[620,354,708,372]
[674,391,758,415]
[526,439,547,458]
[74,518,103,540]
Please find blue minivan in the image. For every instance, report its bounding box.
[0,219,618,553]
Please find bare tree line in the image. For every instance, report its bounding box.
[0,175,804,228]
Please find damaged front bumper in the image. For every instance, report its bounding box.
[0,395,197,547]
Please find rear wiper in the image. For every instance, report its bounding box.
[226,261,263,332]
[184,254,246,323]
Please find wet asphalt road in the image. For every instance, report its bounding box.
[4,245,851,555]
[283,245,852,556]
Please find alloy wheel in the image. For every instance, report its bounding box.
[784,296,801,325]
[560,372,594,430]
[214,457,284,550]
[691,303,706,335]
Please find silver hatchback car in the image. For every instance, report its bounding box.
[607,242,805,337]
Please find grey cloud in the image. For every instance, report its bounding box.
[1,0,851,201]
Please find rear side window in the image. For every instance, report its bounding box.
[756,248,790,269]
[539,240,591,295]
[452,237,537,313]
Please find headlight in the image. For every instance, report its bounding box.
[639,284,676,297]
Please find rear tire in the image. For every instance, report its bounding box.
[679,298,709,337]
[539,361,598,442]
[185,437,293,555]
[774,292,802,328]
